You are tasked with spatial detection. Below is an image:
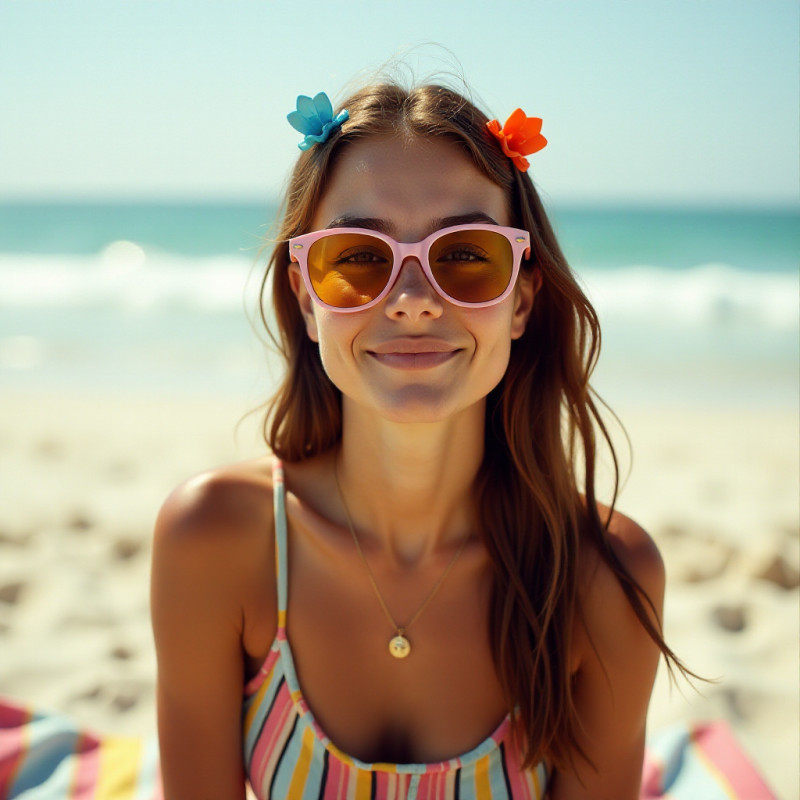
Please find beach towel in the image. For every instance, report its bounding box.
[0,698,777,799]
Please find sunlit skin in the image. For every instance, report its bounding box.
[288,135,536,564]
[151,130,664,800]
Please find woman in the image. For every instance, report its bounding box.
[151,82,688,799]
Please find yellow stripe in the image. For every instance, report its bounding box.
[474,754,491,798]
[354,768,373,799]
[286,725,316,800]
[531,764,542,799]
[690,729,739,800]
[95,737,142,799]
[278,609,287,628]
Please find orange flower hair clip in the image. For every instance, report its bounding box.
[486,109,547,172]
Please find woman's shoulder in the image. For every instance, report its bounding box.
[571,504,666,672]
[152,457,280,599]
[155,457,276,545]
[579,503,665,608]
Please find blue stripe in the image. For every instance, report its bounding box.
[134,736,162,800]
[10,715,81,796]
[487,746,510,799]
[270,713,304,799]
[301,733,327,800]
[457,760,477,800]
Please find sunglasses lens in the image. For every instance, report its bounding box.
[307,233,394,308]
[429,229,514,303]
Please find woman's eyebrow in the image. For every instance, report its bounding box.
[325,216,393,233]
[325,211,501,236]
[429,212,500,231]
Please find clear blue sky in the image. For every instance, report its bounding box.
[1,0,797,205]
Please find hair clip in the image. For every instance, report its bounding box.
[287,92,349,151]
[486,109,547,172]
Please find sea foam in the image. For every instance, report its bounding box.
[2,245,796,333]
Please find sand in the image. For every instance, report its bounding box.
[1,389,797,798]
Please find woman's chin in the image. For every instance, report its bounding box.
[350,387,486,426]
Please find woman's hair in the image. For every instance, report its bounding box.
[258,83,690,773]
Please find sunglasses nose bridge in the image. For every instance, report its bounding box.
[391,240,435,287]
[383,241,442,304]
[393,240,429,270]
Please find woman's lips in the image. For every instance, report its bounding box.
[367,339,460,369]
[369,351,458,369]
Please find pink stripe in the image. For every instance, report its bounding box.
[430,771,442,800]
[502,734,532,800]
[692,723,775,799]
[432,772,444,800]
[641,749,664,798]
[323,755,352,800]
[321,753,341,800]
[150,759,165,800]
[68,733,101,798]
[250,682,295,793]
[374,771,394,800]
[0,702,31,795]
[244,646,281,696]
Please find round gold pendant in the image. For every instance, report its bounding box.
[389,634,411,659]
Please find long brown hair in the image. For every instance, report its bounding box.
[258,83,691,772]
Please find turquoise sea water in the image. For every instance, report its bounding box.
[1,201,797,409]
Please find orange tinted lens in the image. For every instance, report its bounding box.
[429,229,513,303]
[307,233,394,308]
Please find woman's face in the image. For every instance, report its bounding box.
[288,134,537,424]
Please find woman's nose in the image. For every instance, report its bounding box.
[383,258,445,321]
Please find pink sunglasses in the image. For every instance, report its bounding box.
[289,223,531,312]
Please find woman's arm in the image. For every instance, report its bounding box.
[548,512,666,800]
[151,471,272,800]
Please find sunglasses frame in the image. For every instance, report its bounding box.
[288,223,531,312]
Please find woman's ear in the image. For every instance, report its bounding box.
[510,267,541,340]
[288,263,319,342]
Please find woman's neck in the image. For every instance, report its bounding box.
[336,399,485,567]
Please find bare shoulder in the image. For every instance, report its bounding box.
[155,458,276,548]
[579,504,665,618]
[151,459,276,798]
[151,456,279,661]
[549,507,665,797]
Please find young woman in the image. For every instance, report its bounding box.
[151,83,687,799]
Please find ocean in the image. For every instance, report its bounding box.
[1,201,797,409]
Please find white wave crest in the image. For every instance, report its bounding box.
[579,263,798,331]
[1,250,796,332]
[0,244,261,313]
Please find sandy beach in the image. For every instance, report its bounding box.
[1,388,797,798]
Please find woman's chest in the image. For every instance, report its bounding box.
[293,588,508,762]
[256,536,508,764]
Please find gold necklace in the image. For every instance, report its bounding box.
[334,459,470,659]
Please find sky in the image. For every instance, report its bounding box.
[0,0,797,206]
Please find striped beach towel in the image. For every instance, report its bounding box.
[0,701,161,800]
[642,721,776,800]
[0,698,777,799]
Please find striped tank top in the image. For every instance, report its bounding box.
[242,460,549,800]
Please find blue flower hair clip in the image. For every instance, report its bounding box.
[287,92,349,151]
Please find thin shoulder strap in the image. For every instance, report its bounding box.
[272,458,288,631]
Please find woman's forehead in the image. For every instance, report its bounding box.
[311,135,509,235]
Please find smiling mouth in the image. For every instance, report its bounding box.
[367,350,460,369]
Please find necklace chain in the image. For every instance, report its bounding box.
[333,457,469,655]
